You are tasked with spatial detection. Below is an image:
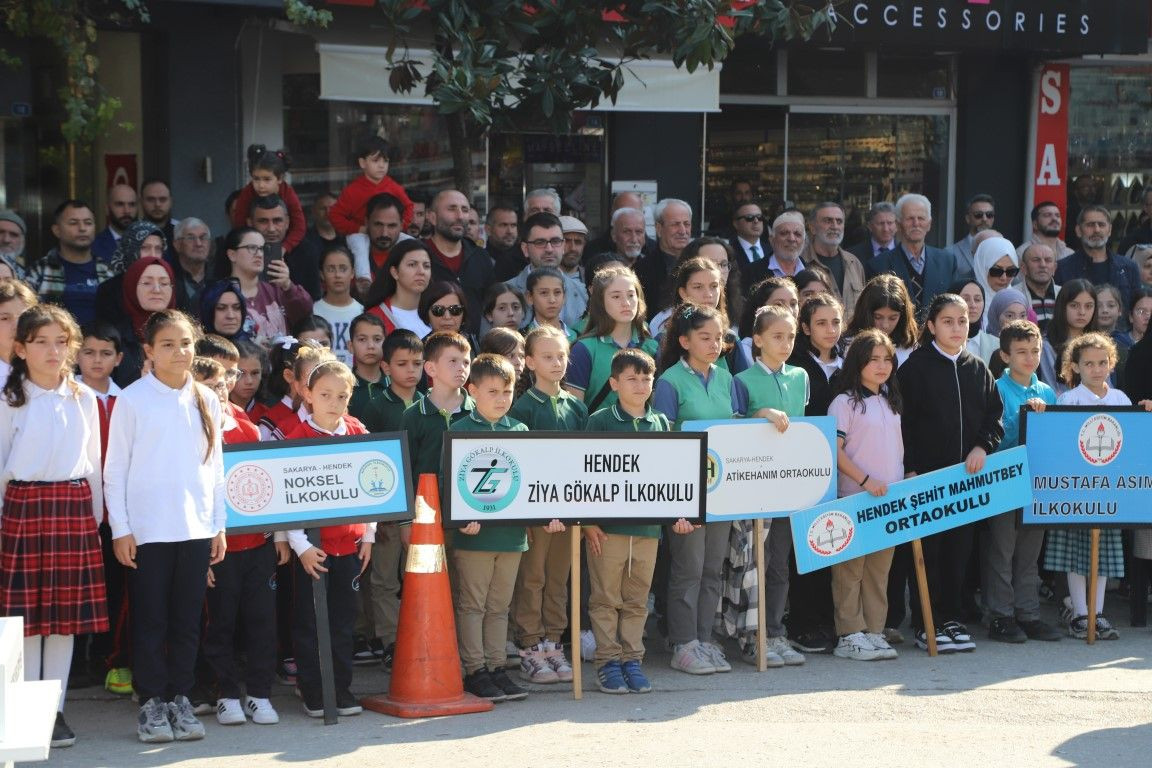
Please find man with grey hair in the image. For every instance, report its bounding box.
[848,202,898,263]
[524,188,561,218]
[802,202,865,321]
[637,198,693,317]
[0,210,28,280]
[584,190,656,262]
[172,217,214,309]
[865,193,956,316]
[767,211,806,278]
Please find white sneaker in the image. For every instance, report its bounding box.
[833,632,884,661]
[580,629,597,662]
[243,696,280,725]
[700,641,732,672]
[519,644,560,684]
[670,640,715,675]
[765,635,805,665]
[865,632,899,660]
[543,640,574,682]
[216,697,246,725]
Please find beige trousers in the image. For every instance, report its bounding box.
[587,534,657,664]
[831,547,894,636]
[453,549,522,674]
[511,526,573,647]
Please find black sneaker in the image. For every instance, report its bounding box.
[915,627,956,654]
[1018,618,1062,642]
[942,621,975,651]
[50,711,76,748]
[489,668,528,701]
[988,616,1027,643]
[788,630,835,654]
[302,695,324,718]
[463,668,506,702]
[381,642,395,673]
[187,687,215,716]
[336,689,363,716]
[352,637,379,666]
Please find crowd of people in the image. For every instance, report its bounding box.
[2,137,1152,752]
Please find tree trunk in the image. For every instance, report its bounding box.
[445,111,474,198]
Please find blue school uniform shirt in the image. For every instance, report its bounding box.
[995,370,1056,450]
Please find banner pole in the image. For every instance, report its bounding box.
[911,538,937,656]
[1087,528,1100,645]
[306,528,339,724]
[570,524,582,700]
[754,520,767,672]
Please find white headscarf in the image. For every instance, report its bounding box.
[972,236,1019,327]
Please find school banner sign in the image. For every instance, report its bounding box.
[222,433,413,533]
[791,446,1032,573]
[1021,407,1152,527]
[681,417,836,521]
[443,433,706,526]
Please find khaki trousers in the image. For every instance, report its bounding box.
[831,547,894,636]
[587,534,657,664]
[453,549,522,674]
[511,526,573,647]
[356,523,404,644]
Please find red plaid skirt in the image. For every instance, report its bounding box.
[0,479,109,636]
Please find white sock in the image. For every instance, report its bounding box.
[42,634,74,712]
[23,636,43,681]
[1067,572,1088,617]
[1094,577,1107,617]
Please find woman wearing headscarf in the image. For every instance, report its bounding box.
[113,256,177,387]
[971,236,1020,329]
[94,221,168,326]
[199,278,253,342]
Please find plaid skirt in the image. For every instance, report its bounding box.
[0,480,109,636]
[1042,528,1125,578]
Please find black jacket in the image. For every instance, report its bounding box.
[897,343,1003,475]
[1123,332,1152,402]
[426,237,494,335]
[787,347,841,417]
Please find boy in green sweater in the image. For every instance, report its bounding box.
[449,353,564,703]
[399,331,474,483]
[583,349,694,694]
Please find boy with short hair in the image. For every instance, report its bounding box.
[348,313,391,428]
[398,331,475,483]
[448,354,558,703]
[353,329,424,667]
[583,349,692,694]
[196,334,253,425]
[983,320,1061,644]
[327,135,414,236]
[77,322,128,694]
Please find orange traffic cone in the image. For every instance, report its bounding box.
[361,473,494,717]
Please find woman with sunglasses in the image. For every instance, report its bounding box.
[971,236,1021,329]
[419,280,479,353]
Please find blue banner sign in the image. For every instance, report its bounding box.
[1021,407,1152,527]
[791,446,1032,573]
[681,417,836,521]
[222,433,413,533]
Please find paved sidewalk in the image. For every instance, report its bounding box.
[40,599,1152,768]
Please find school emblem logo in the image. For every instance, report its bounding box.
[807,511,854,557]
[456,446,521,513]
[1078,414,1122,466]
[706,448,723,493]
[359,458,399,500]
[226,463,275,514]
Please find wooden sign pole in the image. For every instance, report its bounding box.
[1086,528,1100,645]
[911,539,937,656]
[754,520,767,672]
[570,525,582,700]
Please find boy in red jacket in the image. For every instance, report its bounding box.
[328,136,414,235]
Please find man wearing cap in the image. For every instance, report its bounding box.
[508,212,588,327]
[0,210,28,281]
[559,215,588,284]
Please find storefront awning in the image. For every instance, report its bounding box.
[317,44,721,112]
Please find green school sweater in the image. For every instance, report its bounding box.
[509,387,589,431]
[573,332,659,411]
[734,361,809,417]
[399,392,474,480]
[349,371,391,432]
[448,411,529,552]
[584,404,669,538]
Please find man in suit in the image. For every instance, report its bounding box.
[865,193,956,320]
[949,193,996,282]
[728,201,773,293]
[847,202,898,263]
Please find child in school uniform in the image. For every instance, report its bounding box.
[0,304,106,748]
[399,331,475,483]
[731,304,810,667]
[983,321,1062,643]
[583,348,693,694]
[190,357,286,726]
[652,303,735,675]
[76,322,131,694]
[897,293,1003,654]
[352,329,424,668]
[1046,332,1152,639]
[258,338,311,441]
[0,278,37,387]
[105,309,227,743]
[450,353,563,702]
[827,330,903,662]
[284,359,375,716]
[231,339,267,422]
[348,314,391,427]
[507,326,587,684]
